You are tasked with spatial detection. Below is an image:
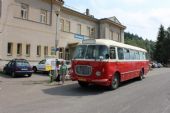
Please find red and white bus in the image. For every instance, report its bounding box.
[70,39,149,90]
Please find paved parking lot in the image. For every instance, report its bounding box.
[1,68,170,113]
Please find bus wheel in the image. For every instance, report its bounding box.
[110,73,120,90]
[78,81,89,87]
[138,70,144,80]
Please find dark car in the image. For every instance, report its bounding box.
[3,59,33,77]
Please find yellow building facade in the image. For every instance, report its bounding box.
[0,0,126,67]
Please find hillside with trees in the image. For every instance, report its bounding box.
[124,32,155,60]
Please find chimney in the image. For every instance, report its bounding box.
[86,9,90,16]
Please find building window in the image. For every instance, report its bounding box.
[37,45,41,56]
[87,27,90,36]
[59,48,64,59]
[65,48,70,60]
[51,47,55,55]
[65,20,70,32]
[77,24,81,34]
[40,9,47,24]
[21,3,29,19]
[17,43,22,55]
[44,46,48,56]
[110,31,113,40]
[60,19,64,31]
[7,43,13,55]
[26,44,30,56]
[91,28,95,38]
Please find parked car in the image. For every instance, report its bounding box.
[32,58,64,73]
[151,62,158,68]
[3,59,33,77]
[157,63,163,68]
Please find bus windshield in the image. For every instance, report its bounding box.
[74,45,108,59]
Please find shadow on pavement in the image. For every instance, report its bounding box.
[0,72,30,79]
[43,83,110,97]
[43,78,141,97]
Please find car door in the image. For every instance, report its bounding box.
[7,61,15,74]
[10,61,16,74]
[5,61,12,74]
[37,60,46,71]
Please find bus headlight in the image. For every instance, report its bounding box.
[96,71,101,76]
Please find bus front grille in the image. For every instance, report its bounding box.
[75,65,92,76]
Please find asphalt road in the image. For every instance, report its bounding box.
[0,68,170,113]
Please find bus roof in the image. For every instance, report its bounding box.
[82,39,147,52]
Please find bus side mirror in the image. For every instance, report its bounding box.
[105,54,110,59]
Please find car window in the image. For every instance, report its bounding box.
[16,60,30,66]
[39,60,46,64]
[7,61,12,67]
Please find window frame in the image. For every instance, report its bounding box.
[26,44,30,56]
[44,46,48,56]
[77,24,81,34]
[109,46,116,59]
[40,9,47,24]
[37,45,41,56]
[7,42,13,56]
[17,43,22,56]
[21,3,29,20]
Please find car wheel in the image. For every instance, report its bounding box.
[110,73,120,90]
[3,69,7,74]
[28,74,32,77]
[78,81,89,87]
[11,72,16,78]
[33,67,37,73]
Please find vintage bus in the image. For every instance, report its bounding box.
[70,39,149,90]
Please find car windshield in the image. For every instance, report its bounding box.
[74,45,108,59]
[16,60,30,66]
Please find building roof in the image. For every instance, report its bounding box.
[62,6,126,29]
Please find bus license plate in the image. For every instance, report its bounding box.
[78,78,86,81]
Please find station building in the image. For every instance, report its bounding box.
[0,0,126,67]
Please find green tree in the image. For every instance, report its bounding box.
[154,25,165,63]
[162,27,170,64]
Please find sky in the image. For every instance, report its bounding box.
[64,0,170,41]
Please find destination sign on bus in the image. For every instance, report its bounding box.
[82,39,96,44]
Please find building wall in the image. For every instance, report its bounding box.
[58,9,99,59]
[99,21,124,42]
[0,0,125,68]
[0,0,57,67]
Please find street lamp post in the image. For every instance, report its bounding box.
[53,0,64,57]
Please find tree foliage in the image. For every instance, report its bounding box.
[154,25,170,64]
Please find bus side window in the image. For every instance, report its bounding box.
[117,48,124,60]
[110,46,116,59]
[124,49,130,60]
[130,50,135,60]
[135,51,140,60]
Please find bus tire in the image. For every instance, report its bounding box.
[78,81,89,87]
[138,70,144,80]
[110,73,120,90]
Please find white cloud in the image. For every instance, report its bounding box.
[88,2,170,40]
[121,0,146,5]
